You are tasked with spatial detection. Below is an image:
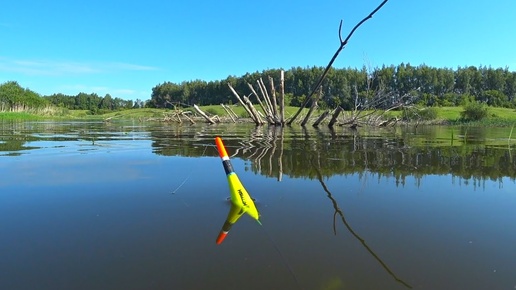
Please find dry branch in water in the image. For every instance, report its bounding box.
[227,70,287,125]
[288,0,390,125]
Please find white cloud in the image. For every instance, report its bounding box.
[55,84,147,99]
[0,57,159,76]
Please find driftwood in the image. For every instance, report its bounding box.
[228,83,264,125]
[220,104,236,123]
[223,70,291,126]
[225,104,239,120]
[268,76,280,124]
[279,70,285,125]
[193,104,216,124]
[182,112,196,124]
[247,83,272,123]
[257,78,276,122]
[301,86,323,126]
[244,95,265,124]
[328,106,343,127]
[313,110,330,127]
[246,71,286,125]
[228,84,256,123]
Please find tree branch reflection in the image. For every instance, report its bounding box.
[310,156,413,289]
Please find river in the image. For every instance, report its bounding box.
[1,120,515,289]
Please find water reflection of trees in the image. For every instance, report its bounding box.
[151,125,516,183]
[3,120,514,182]
[237,128,516,184]
[0,120,152,155]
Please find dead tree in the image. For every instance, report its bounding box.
[220,104,237,123]
[339,89,412,127]
[328,106,343,127]
[313,110,330,127]
[247,82,274,123]
[231,70,287,126]
[228,83,264,125]
[268,76,280,123]
[257,78,278,123]
[193,104,216,124]
[301,86,324,126]
[287,0,390,125]
[279,70,285,125]
[182,112,196,124]
[243,95,265,124]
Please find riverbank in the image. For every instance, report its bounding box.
[1,106,515,126]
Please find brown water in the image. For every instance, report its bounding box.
[1,120,515,290]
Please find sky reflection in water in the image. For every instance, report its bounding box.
[0,121,515,290]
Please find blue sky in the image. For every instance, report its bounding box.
[1,0,515,101]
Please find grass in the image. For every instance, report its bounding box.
[0,112,44,120]
[101,108,168,119]
[446,106,516,126]
[1,105,515,125]
[197,104,307,119]
[389,106,516,126]
[436,106,463,120]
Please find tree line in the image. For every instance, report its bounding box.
[3,63,516,114]
[149,64,516,110]
[0,81,142,114]
[0,81,47,111]
[44,92,141,113]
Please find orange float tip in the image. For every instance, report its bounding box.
[216,231,228,245]
[215,137,229,159]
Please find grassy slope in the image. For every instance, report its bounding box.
[387,106,516,125]
[0,112,45,120]
[198,105,309,119]
[1,106,515,124]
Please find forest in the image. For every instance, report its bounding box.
[0,81,140,114]
[149,64,516,110]
[1,63,516,114]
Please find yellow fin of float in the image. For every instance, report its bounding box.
[227,173,260,221]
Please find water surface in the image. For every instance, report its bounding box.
[1,120,515,290]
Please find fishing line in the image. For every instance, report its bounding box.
[171,176,189,194]
[171,144,210,206]
[259,223,305,290]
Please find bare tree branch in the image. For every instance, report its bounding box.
[288,0,389,125]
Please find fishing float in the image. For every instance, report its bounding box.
[215,136,261,244]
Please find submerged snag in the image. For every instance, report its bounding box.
[229,70,287,126]
[193,104,216,124]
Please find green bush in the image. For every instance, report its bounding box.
[401,106,438,121]
[238,111,251,118]
[204,108,218,116]
[460,102,488,121]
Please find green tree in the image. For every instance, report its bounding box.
[0,81,46,110]
[99,94,114,110]
[483,90,508,107]
[461,102,488,121]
